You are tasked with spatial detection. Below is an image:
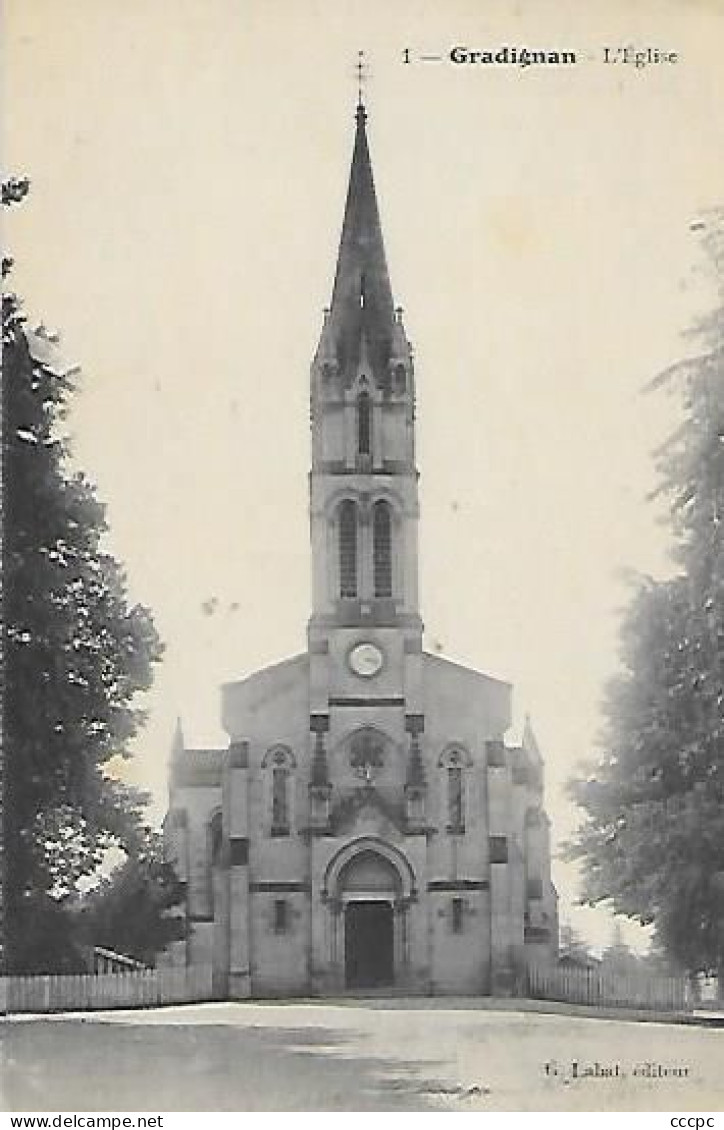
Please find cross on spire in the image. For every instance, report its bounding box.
[356,50,367,107]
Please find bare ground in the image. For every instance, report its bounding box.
[2,999,723,1112]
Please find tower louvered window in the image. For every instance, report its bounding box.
[357,392,371,456]
[339,500,358,598]
[373,500,392,597]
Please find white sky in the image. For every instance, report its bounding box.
[6,0,724,951]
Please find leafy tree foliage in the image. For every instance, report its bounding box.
[558,922,598,967]
[3,179,167,973]
[568,212,724,977]
[599,920,641,973]
[75,828,185,966]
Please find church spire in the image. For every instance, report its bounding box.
[325,101,396,385]
[170,715,185,762]
[308,98,420,633]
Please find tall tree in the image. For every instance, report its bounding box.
[2,179,165,973]
[568,211,724,978]
[75,827,185,967]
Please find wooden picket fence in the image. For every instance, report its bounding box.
[526,961,690,1012]
[0,964,214,1015]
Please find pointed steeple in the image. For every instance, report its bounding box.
[326,102,396,385]
[522,714,541,761]
[522,713,544,792]
[308,97,421,635]
[171,716,185,760]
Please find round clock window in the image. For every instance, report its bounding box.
[348,642,384,678]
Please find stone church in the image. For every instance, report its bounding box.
[164,101,558,997]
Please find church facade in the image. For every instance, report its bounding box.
[164,103,558,998]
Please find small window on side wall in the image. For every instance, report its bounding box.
[489,835,508,864]
[527,877,543,900]
[451,897,464,934]
[274,899,289,934]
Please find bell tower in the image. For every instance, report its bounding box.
[308,101,423,680]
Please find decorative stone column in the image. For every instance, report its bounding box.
[309,715,331,830]
[357,495,372,604]
[486,738,516,995]
[328,896,343,977]
[404,714,426,831]
[394,895,413,987]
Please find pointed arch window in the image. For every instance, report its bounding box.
[373,500,392,598]
[357,392,371,456]
[339,500,358,598]
[272,768,289,833]
[448,767,463,830]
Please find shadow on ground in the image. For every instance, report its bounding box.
[2,1021,443,1111]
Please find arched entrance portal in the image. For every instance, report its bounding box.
[338,849,401,989]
